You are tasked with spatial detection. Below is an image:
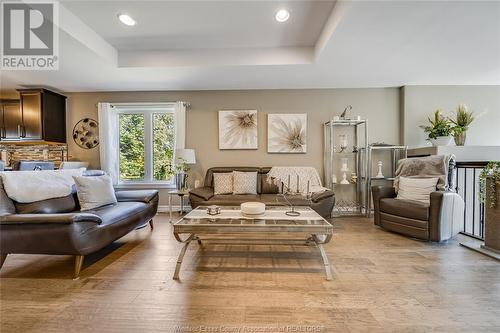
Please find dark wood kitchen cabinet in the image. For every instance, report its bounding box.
[0,99,21,140]
[16,89,67,143]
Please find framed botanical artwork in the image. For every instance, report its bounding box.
[218,110,258,150]
[267,113,307,153]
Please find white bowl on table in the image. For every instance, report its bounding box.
[240,202,266,217]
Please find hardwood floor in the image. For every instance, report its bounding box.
[1,214,499,332]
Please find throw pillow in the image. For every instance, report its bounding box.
[233,171,258,194]
[73,175,117,210]
[213,173,233,195]
[396,177,439,204]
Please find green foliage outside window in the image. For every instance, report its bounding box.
[153,113,175,181]
[119,112,175,182]
[119,114,145,180]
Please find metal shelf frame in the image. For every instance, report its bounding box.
[324,119,368,217]
[366,145,408,216]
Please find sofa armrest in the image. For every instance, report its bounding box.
[372,186,396,226]
[429,191,464,241]
[189,187,214,201]
[0,213,102,225]
[115,190,159,203]
[311,190,334,203]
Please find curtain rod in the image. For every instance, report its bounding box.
[95,101,191,109]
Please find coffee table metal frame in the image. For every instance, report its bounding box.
[172,206,334,280]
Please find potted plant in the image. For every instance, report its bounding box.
[479,161,500,209]
[479,161,500,254]
[173,157,190,190]
[420,110,453,146]
[450,104,474,146]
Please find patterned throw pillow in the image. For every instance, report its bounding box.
[233,171,258,195]
[213,173,233,195]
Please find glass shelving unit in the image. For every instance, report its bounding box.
[324,119,368,217]
[366,144,407,216]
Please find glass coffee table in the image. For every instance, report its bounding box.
[172,206,334,280]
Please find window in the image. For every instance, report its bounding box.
[115,104,177,185]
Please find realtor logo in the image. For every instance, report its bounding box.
[1,1,59,70]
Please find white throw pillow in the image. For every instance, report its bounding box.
[73,175,117,210]
[233,171,258,194]
[213,173,233,195]
[396,177,439,204]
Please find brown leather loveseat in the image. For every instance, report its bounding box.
[0,175,158,278]
[189,167,335,218]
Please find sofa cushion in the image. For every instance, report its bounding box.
[73,175,117,210]
[380,198,429,221]
[213,173,233,195]
[233,171,258,194]
[15,194,78,214]
[88,201,148,227]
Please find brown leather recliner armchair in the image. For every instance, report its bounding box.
[372,156,464,242]
[372,187,463,241]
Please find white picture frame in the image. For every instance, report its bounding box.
[267,113,307,153]
[218,110,258,150]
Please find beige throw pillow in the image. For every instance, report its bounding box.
[396,177,439,204]
[213,173,233,195]
[73,175,117,210]
[233,171,258,194]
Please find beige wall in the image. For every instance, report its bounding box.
[66,89,400,205]
[402,85,500,148]
[6,85,500,206]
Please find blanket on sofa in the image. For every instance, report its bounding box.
[266,166,327,194]
[394,155,455,192]
[0,169,85,203]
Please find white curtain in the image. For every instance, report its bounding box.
[97,103,119,184]
[174,101,186,149]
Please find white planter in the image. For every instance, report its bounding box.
[430,136,453,147]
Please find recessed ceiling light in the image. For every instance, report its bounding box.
[118,14,136,26]
[275,9,290,23]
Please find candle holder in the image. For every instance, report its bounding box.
[277,179,312,216]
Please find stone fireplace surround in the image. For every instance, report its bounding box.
[0,142,68,168]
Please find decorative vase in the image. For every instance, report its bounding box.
[175,173,187,190]
[454,132,467,146]
[430,136,453,147]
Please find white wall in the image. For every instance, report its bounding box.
[402,86,500,148]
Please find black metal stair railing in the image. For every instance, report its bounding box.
[455,162,487,240]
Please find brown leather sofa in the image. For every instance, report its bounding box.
[189,167,335,218]
[0,176,158,278]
